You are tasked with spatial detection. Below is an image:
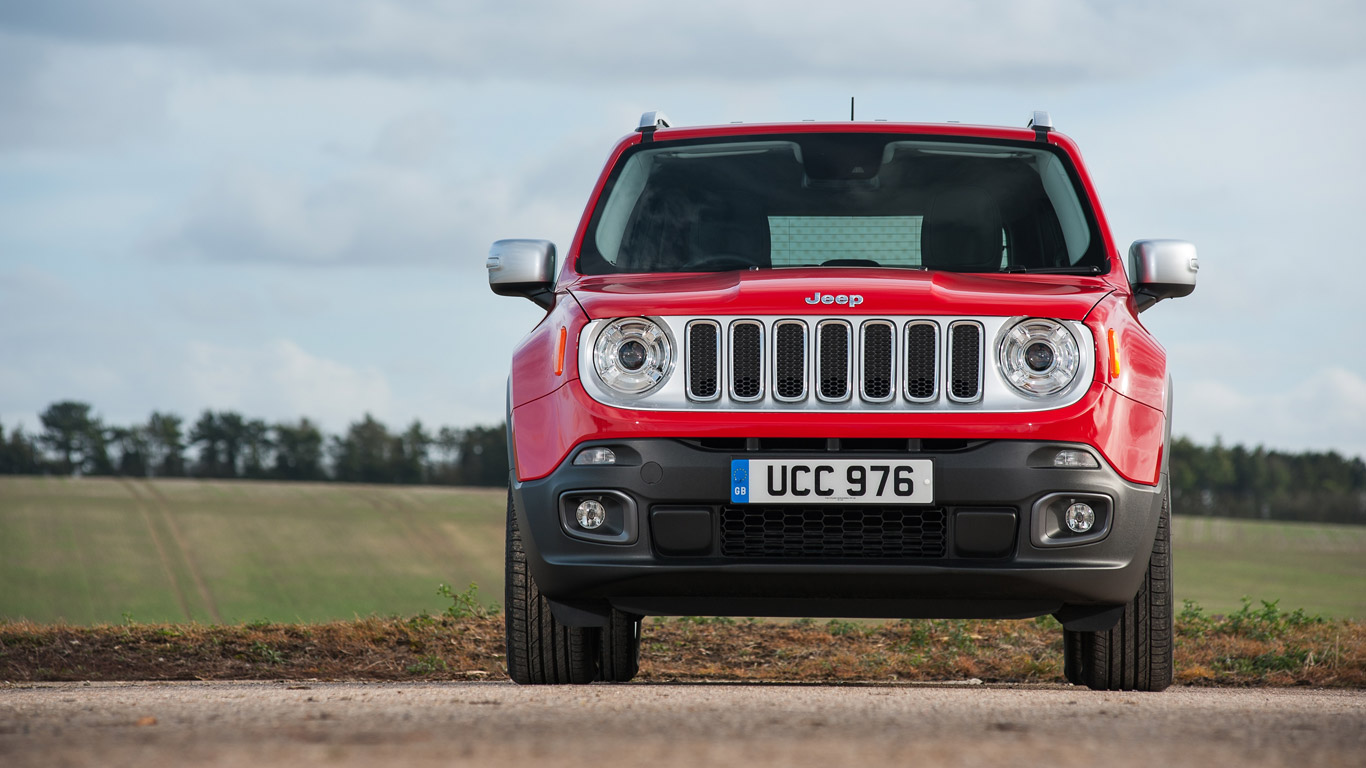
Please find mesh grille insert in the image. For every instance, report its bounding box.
[720,505,947,559]
[861,323,893,400]
[949,323,982,401]
[731,323,762,400]
[774,322,806,400]
[687,322,719,399]
[818,322,850,400]
[905,322,937,401]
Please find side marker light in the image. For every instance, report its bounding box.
[1107,329,1121,379]
[555,326,567,376]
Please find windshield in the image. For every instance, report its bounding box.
[579,133,1107,275]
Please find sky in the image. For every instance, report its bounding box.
[1,0,1365,457]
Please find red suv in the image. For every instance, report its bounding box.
[487,111,1198,690]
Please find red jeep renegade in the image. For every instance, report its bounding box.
[487,111,1198,690]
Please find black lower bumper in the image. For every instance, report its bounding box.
[511,438,1164,625]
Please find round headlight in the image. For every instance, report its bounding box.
[593,318,673,395]
[999,319,1080,397]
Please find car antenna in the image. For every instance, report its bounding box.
[850,96,855,121]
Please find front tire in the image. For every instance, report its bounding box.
[599,609,642,682]
[1063,488,1174,691]
[505,490,599,685]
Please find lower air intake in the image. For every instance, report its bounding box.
[720,505,947,559]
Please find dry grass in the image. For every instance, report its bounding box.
[3,604,1363,687]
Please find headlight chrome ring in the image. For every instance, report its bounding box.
[593,317,673,395]
[999,318,1080,397]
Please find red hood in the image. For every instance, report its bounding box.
[567,269,1115,320]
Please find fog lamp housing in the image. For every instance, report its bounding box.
[574,447,617,466]
[1065,502,1096,533]
[558,490,637,545]
[1053,449,1100,468]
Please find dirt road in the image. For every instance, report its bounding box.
[2,681,1362,767]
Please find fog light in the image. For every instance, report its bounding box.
[1053,450,1099,468]
[576,499,606,529]
[574,447,617,466]
[1065,502,1095,533]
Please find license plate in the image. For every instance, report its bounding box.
[730,458,934,504]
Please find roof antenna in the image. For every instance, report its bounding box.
[850,96,855,121]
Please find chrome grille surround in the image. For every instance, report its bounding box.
[903,320,939,403]
[947,320,985,403]
[578,315,1095,413]
[859,320,897,403]
[685,320,721,401]
[815,320,852,402]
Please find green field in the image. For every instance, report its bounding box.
[1,477,1363,624]
[0,477,505,624]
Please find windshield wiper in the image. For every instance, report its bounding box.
[998,265,1103,275]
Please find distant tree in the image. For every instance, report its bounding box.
[241,418,272,479]
[456,424,509,487]
[430,426,463,484]
[332,414,395,483]
[0,422,45,474]
[110,426,150,477]
[392,420,430,484]
[189,410,226,477]
[145,412,186,477]
[38,400,101,475]
[273,418,325,480]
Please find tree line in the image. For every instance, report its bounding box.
[0,401,507,487]
[3,401,1365,525]
[1169,436,1365,526]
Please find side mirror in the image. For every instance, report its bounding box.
[1129,239,1198,312]
[487,239,556,308]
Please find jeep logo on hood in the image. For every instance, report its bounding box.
[805,291,864,308]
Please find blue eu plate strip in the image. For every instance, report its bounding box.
[730,460,750,503]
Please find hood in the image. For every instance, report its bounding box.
[567,268,1115,321]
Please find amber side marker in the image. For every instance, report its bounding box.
[1107,328,1121,378]
[554,326,567,376]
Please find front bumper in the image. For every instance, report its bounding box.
[511,438,1164,624]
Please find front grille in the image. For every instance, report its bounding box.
[720,505,947,559]
[948,321,983,402]
[860,322,894,401]
[774,321,807,400]
[679,315,989,406]
[817,321,850,401]
[686,321,719,400]
[731,322,762,400]
[904,321,938,401]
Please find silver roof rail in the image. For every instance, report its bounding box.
[1027,110,1053,142]
[637,111,672,132]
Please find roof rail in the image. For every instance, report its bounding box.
[1027,110,1053,142]
[637,111,672,132]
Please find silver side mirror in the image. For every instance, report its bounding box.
[1129,239,1198,312]
[487,239,556,308]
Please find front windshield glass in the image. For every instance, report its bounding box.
[579,133,1106,275]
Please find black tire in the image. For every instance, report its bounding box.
[505,490,600,685]
[599,608,642,682]
[1063,488,1174,691]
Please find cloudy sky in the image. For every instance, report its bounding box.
[2,0,1364,456]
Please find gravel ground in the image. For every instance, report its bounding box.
[2,681,1363,767]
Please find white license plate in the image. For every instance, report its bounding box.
[730,458,934,504]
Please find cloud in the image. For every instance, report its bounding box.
[179,339,392,430]
[3,1,1362,86]
[0,32,171,151]
[1179,367,1366,457]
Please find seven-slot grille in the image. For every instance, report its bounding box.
[685,318,982,405]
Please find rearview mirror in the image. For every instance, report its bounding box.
[1129,239,1198,312]
[487,239,556,308]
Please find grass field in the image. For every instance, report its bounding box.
[1,477,1363,624]
[0,477,504,625]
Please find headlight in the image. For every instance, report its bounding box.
[593,318,673,394]
[998,319,1080,396]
